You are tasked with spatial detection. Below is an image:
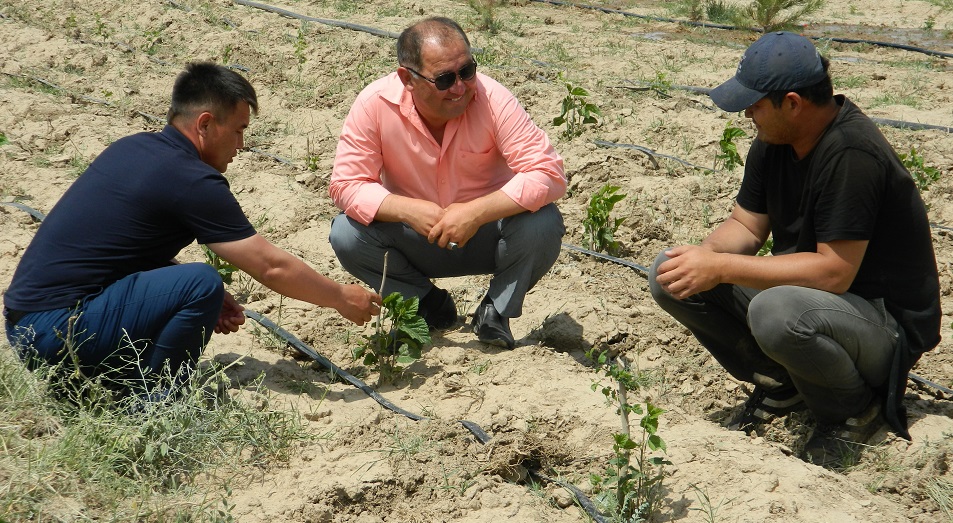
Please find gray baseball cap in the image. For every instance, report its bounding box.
[710,31,826,112]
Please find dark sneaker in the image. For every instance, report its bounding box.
[470,299,515,349]
[802,400,883,468]
[419,287,457,330]
[727,385,806,432]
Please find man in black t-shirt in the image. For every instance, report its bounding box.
[648,32,940,467]
[3,63,382,392]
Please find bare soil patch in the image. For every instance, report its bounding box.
[1,0,952,521]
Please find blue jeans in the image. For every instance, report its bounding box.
[649,251,899,424]
[5,263,223,384]
[329,203,565,318]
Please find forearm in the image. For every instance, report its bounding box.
[457,190,526,226]
[716,251,851,293]
[208,235,348,310]
[701,217,767,255]
[376,194,423,223]
[254,255,351,310]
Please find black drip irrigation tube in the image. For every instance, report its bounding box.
[530,0,953,60]
[614,81,953,135]
[0,72,293,165]
[233,0,401,39]
[232,0,485,54]
[4,201,952,397]
[232,0,953,135]
[0,201,47,221]
[243,310,614,522]
[4,193,953,516]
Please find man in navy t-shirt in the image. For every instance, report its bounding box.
[3,63,381,390]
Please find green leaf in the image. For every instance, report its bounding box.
[399,317,430,344]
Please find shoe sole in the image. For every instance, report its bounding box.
[471,323,515,349]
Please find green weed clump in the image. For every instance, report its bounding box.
[352,292,431,385]
[468,0,503,34]
[583,184,627,255]
[900,146,941,192]
[587,349,669,522]
[0,347,308,521]
[745,0,825,32]
[666,0,822,31]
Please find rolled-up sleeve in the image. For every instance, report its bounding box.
[490,86,566,211]
[330,86,393,225]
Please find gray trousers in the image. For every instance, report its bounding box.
[329,203,564,318]
[649,251,899,424]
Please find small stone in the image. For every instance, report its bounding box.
[439,346,467,365]
[552,487,574,508]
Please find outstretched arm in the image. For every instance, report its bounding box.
[207,234,382,325]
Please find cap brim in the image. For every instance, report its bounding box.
[709,76,766,113]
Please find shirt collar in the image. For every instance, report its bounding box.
[161,124,200,158]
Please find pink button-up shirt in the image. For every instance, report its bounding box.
[330,72,566,225]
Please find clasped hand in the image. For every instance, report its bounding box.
[654,245,723,300]
[406,200,479,249]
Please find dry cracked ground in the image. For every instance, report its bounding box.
[1,0,953,521]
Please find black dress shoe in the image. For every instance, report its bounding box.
[419,287,457,330]
[470,299,515,349]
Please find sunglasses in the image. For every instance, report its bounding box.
[404,61,477,90]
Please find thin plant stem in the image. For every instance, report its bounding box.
[380,250,390,297]
[616,355,631,515]
[377,251,389,339]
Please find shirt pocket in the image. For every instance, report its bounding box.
[457,148,506,182]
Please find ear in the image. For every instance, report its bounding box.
[196,111,214,136]
[397,67,414,90]
[784,92,802,114]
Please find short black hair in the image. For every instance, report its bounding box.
[765,55,833,108]
[167,62,258,123]
[396,17,470,70]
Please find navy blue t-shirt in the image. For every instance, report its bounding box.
[4,125,256,312]
[736,96,940,353]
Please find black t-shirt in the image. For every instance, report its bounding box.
[736,96,940,353]
[4,125,256,312]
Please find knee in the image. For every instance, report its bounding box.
[748,287,799,357]
[533,204,566,243]
[509,204,565,245]
[329,213,353,254]
[184,263,225,306]
[648,250,673,304]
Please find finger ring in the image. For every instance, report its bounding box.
[448,242,458,250]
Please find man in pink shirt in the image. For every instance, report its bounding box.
[329,17,566,349]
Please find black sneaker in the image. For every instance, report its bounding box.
[727,385,806,432]
[470,298,515,349]
[419,287,457,330]
[802,400,883,468]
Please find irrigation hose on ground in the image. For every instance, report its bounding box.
[530,0,953,60]
[243,309,610,520]
[1,200,950,397]
[4,199,952,518]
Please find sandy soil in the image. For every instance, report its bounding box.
[1,0,952,521]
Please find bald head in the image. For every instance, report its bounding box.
[397,17,470,69]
